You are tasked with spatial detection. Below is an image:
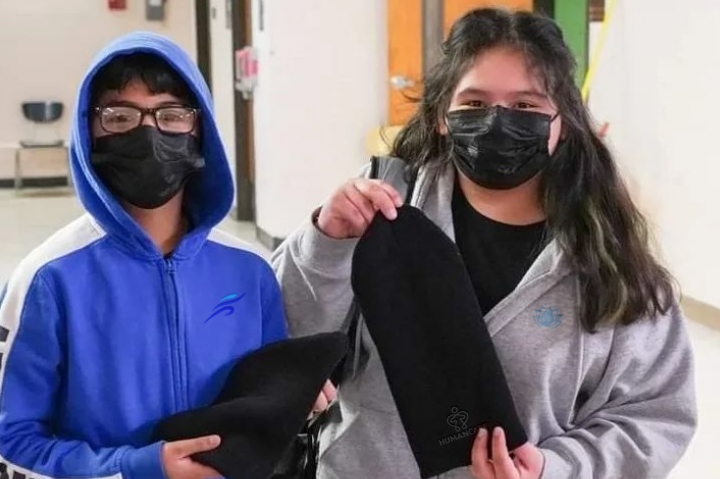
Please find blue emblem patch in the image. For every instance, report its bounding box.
[534,304,563,329]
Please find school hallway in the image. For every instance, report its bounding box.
[1,0,719,478]
[0,187,718,479]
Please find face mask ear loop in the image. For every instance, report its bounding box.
[440,113,457,163]
[549,110,566,146]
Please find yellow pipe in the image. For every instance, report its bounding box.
[581,0,619,103]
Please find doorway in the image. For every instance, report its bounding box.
[386,0,586,126]
[196,0,255,221]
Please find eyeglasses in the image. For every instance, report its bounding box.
[93,105,199,134]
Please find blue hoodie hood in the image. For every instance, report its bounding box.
[69,31,234,260]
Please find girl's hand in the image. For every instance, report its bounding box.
[316,179,403,239]
[310,380,337,415]
[469,427,544,479]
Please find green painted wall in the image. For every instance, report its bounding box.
[554,0,589,86]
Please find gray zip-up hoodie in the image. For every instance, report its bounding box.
[271,157,696,479]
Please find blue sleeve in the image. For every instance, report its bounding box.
[260,264,289,345]
[0,270,166,479]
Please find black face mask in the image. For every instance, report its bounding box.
[446,106,554,190]
[91,126,205,209]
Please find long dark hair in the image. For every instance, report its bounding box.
[392,8,675,331]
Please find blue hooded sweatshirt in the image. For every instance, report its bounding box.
[0,32,287,478]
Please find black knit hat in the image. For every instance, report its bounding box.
[351,205,527,478]
[152,333,349,479]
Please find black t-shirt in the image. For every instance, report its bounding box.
[452,182,548,315]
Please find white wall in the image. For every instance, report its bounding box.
[0,0,196,180]
[208,0,237,193]
[252,0,388,238]
[588,0,720,309]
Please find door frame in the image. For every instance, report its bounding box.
[195,0,212,87]
[231,0,255,221]
[534,0,555,16]
[195,0,255,222]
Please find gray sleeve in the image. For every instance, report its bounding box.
[271,159,401,337]
[539,301,697,479]
[270,213,359,337]
[271,157,410,337]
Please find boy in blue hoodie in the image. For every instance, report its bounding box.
[0,33,312,479]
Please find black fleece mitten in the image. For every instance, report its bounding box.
[152,332,349,479]
[351,205,527,478]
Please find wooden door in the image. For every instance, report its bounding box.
[388,0,423,126]
[387,0,534,127]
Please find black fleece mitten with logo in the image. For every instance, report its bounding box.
[351,205,527,478]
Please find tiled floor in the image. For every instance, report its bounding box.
[0,188,718,479]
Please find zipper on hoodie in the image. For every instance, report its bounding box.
[163,258,187,411]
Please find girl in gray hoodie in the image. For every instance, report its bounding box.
[272,8,696,479]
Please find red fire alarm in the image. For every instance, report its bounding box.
[109,0,127,10]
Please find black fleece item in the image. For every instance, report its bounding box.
[351,205,527,478]
[152,333,349,479]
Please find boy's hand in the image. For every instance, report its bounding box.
[162,435,223,479]
[469,427,544,479]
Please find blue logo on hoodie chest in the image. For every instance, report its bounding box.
[533,304,563,329]
[205,294,245,323]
